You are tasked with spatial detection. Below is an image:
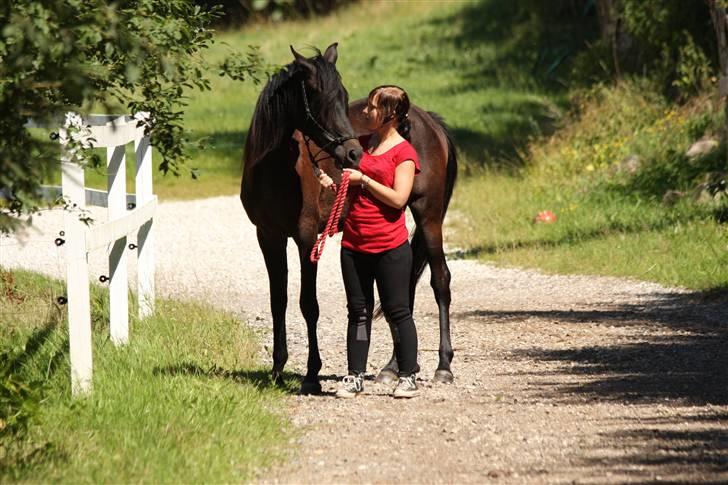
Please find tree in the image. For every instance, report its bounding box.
[0,0,264,233]
[707,0,728,163]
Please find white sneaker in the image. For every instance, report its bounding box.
[393,374,420,398]
[336,374,363,398]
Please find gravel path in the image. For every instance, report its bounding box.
[2,195,727,483]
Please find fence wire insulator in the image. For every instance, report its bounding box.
[127,202,136,210]
[57,296,67,305]
[54,237,65,247]
[128,243,137,250]
[49,132,59,141]
[99,275,109,283]
[59,231,65,237]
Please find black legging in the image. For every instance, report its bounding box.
[340,241,418,376]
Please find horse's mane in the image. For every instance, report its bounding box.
[245,49,346,168]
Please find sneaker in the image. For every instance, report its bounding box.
[393,374,420,398]
[336,374,363,398]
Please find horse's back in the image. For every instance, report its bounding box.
[348,99,451,202]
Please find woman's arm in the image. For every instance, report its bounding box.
[344,160,416,209]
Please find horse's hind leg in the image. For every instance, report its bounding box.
[257,228,289,385]
[295,237,322,395]
[422,219,454,383]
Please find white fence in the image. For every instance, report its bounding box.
[35,113,157,395]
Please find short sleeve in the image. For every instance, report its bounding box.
[394,141,420,173]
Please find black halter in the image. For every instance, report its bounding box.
[299,80,356,171]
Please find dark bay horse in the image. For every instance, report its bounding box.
[241,43,457,393]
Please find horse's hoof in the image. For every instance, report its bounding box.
[271,371,285,387]
[433,369,454,384]
[375,369,398,385]
[299,381,322,395]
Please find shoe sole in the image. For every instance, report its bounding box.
[393,391,420,398]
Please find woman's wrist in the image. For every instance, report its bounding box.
[361,175,370,191]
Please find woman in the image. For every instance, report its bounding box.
[319,85,420,399]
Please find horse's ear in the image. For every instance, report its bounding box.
[323,42,338,65]
[290,45,316,74]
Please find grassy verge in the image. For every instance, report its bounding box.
[450,171,728,290]
[0,269,291,482]
[449,79,728,290]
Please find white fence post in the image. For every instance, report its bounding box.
[28,112,158,395]
[61,147,93,396]
[134,116,155,319]
[107,144,129,345]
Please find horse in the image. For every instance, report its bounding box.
[241,43,457,394]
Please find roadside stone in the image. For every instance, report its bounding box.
[686,138,719,160]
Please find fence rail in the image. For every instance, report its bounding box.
[22,113,157,395]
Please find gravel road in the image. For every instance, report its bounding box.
[2,195,727,483]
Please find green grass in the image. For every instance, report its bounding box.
[449,172,728,289]
[32,0,728,291]
[0,269,292,482]
[39,0,560,198]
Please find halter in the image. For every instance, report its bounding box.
[299,80,357,172]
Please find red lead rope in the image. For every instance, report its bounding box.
[310,171,350,263]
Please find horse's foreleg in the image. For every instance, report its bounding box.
[421,221,454,383]
[257,228,289,384]
[296,239,322,395]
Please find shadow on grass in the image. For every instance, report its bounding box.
[448,216,682,260]
[153,362,339,395]
[420,0,597,92]
[0,321,68,479]
[450,101,558,169]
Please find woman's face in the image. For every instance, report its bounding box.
[362,93,384,131]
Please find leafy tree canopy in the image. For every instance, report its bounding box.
[0,0,265,232]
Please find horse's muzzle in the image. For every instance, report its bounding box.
[335,141,363,169]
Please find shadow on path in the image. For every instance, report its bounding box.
[457,288,728,479]
[153,361,340,395]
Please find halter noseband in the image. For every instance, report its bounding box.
[299,80,356,171]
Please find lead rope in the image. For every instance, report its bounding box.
[309,171,350,263]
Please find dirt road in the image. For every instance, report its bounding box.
[3,196,726,483]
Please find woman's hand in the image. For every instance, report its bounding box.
[343,168,363,185]
[318,171,335,190]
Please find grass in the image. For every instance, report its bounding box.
[449,172,728,289]
[38,0,561,197]
[32,0,728,291]
[0,269,292,482]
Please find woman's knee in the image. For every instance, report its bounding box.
[382,306,411,326]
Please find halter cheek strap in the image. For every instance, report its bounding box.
[300,80,356,170]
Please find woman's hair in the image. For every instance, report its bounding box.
[368,85,411,141]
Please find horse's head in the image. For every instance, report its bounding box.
[290,43,362,169]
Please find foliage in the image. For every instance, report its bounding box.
[0,269,291,481]
[0,0,265,233]
[531,78,726,203]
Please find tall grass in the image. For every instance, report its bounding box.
[0,269,291,482]
[449,79,728,289]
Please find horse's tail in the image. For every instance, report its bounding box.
[407,113,458,309]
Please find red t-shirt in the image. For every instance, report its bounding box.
[342,136,420,254]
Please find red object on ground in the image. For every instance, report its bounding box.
[533,210,557,224]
